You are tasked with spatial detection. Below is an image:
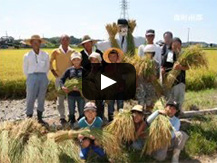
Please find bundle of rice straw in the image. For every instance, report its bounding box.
[0,130,10,162]
[124,55,163,96]
[22,135,43,163]
[165,45,208,89]
[105,108,135,143]
[142,114,172,155]
[47,128,123,160]
[106,22,119,48]
[58,140,84,163]
[57,78,82,95]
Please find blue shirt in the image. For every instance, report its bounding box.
[78,116,103,129]
[146,110,180,138]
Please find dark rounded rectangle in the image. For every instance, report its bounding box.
[82,63,136,100]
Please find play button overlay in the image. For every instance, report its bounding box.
[82,63,136,100]
[101,74,116,90]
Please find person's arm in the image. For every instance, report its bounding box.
[138,45,144,57]
[23,54,28,77]
[173,63,189,71]
[59,69,70,93]
[96,41,111,52]
[146,110,160,124]
[50,51,58,77]
[45,53,50,74]
[136,121,147,139]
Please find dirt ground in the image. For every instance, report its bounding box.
[0,99,217,163]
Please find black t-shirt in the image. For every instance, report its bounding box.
[162,50,186,85]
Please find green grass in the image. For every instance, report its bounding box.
[184,89,217,111]
[184,115,217,155]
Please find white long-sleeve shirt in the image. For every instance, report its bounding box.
[138,44,162,66]
[23,50,50,77]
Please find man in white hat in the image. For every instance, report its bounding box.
[50,34,75,125]
[138,29,162,66]
[80,35,104,69]
[23,35,49,125]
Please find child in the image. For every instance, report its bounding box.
[60,52,85,126]
[103,48,124,121]
[146,101,189,162]
[77,102,105,160]
[136,44,160,112]
[131,105,147,150]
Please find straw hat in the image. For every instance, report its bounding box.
[103,48,124,63]
[131,105,144,113]
[24,35,47,45]
[79,35,98,46]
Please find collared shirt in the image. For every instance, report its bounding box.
[138,44,162,66]
[146,110,180,138]
[50,45,75,77]
[23,50,49,76]
[78,116,103,129]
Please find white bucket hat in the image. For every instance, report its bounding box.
[89,52,102,62]
[71,52,82,60]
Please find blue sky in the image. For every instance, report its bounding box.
[0,0,216,43]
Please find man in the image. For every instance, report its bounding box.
[50,34,75,125]
[147,101,189,162]
[96,19,139,55]
[23,35,49,125]
[138,29,162,66]
[80,35,104,69]
[161,31,173,57]
[161,37,189,113]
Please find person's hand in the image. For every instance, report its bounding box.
[161,67,166,75]
[89,135,95,140]
[51,69,58,78]
[62,86,69,94]
[173,63,182,70]
[78,134,84,140]
[158,109,167,115]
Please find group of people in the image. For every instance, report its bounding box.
[22,18,189,162]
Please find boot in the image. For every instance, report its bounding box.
[27,114,33,118]
[68,114,76,126]
[60,118,67,126]
[172,148,181,163]
[37,110,48,126]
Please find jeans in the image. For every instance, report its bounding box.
[108,100,124,115]
[26,73,48,115]
[68,95,85,118]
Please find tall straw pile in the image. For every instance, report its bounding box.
[0,119,83,163]
[106,22,119,48]
[165,45,208,89]
[105,108,135,143]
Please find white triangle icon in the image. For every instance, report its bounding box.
[101,74,116,90]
